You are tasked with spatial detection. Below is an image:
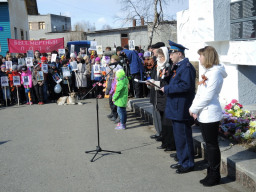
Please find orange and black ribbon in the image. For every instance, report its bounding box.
[198,74,208,85]
[172,70,176,78]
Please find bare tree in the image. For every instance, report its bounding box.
[117,0,168,46]
[102,24,112,30]
[73,20,96,32]
[117,0,153,26]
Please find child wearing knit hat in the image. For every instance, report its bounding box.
[0,64,11,106]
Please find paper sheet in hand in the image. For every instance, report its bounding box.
[134,79,161,89]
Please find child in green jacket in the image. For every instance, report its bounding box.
[113,69,129,130]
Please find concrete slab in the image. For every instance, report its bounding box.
[129,98,256,191]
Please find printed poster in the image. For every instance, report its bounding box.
[23,76,29,86]
[90,41,97,50]
[62,67,71,77]
[42,64,48,73]
[37,71,44,81]
[58,49,65,57]
[27,50,34,58]
[51,54,57,62]
[1,76,9,87]
[129,40,135,50]
[70,61,78,71]
[13,76,21,86]
[26,57,33,67]
[96,45,103,55]
[52,73,62,84]
[5,61,12,70]
[70,44,75,54]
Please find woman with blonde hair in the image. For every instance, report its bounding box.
[189,46,227,186]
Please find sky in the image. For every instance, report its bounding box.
[37,0,189,30]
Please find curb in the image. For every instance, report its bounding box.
[128,98,256,192]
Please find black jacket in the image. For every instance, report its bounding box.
[149,63,173,112]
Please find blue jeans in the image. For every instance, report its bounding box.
[25,88,30,102]
[2,87,11,100]
[117,106,127,124]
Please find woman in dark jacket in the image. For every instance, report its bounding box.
[148,47,175,151]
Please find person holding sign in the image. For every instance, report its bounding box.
[40,56,49,103]
[75,55,87,98]
[21,66,33,105]
[48,63,61,102]
[8,65,21,105]
[60,60,72,96]
[32,64,44,105]
[0,64,11,106]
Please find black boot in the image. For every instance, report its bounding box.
[202,166,221,186]
[200,167,210,184]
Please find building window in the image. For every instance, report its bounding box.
[39,22,45,30]
[20,29,24,40]
[62,25,65,31]
[121,34,128,38]
[29,22,32,30]
[40,38,46,40]
[14,27,18,39]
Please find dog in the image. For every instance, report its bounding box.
[57,92,79,105]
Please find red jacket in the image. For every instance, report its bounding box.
[8,71,21,89]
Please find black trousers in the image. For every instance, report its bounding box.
[109,95,118,118]
[160,111,175,149]
[34,84,44,103]
[132,73,143,98]
[199,121,221,169]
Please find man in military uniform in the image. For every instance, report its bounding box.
[161,40,196,174]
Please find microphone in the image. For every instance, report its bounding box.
[108,62,120,66]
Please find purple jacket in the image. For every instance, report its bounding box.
[109,77,117,96]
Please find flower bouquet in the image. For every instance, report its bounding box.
[220,99,256,143]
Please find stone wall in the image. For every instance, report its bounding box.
[8,0,29,40]
[177,0,256,105]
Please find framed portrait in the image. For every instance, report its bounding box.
[13,76,21,86]
[37,71,44,81]
[62,67,71,77]
[1,76,9,87]
[18,58,25,65]
[52,73,62,84]
[71,44,75,54]
[96,45,103,55]
[26,57,33,67]
[23,76,29,86]
[5,61,12,70]
[70,61,78,71]
[129,40,135,50]
[27,50,34,58]
[42,64,48,73]
[90,41,97,50]
[58,49,65,57]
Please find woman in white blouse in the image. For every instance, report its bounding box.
[189,46,227,187]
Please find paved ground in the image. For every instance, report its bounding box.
[0,99,248,192]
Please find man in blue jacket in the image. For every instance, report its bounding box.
[161,40,196,174]
[122,49,144,98]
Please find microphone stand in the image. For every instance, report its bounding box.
[84,64,121,162]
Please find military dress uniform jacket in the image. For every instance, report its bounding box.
[164,58,196,121]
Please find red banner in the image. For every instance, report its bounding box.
[8,38,64,53]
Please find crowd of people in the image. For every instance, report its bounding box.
[0,40,227,187]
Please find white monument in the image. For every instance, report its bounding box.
[177,0,256,105]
